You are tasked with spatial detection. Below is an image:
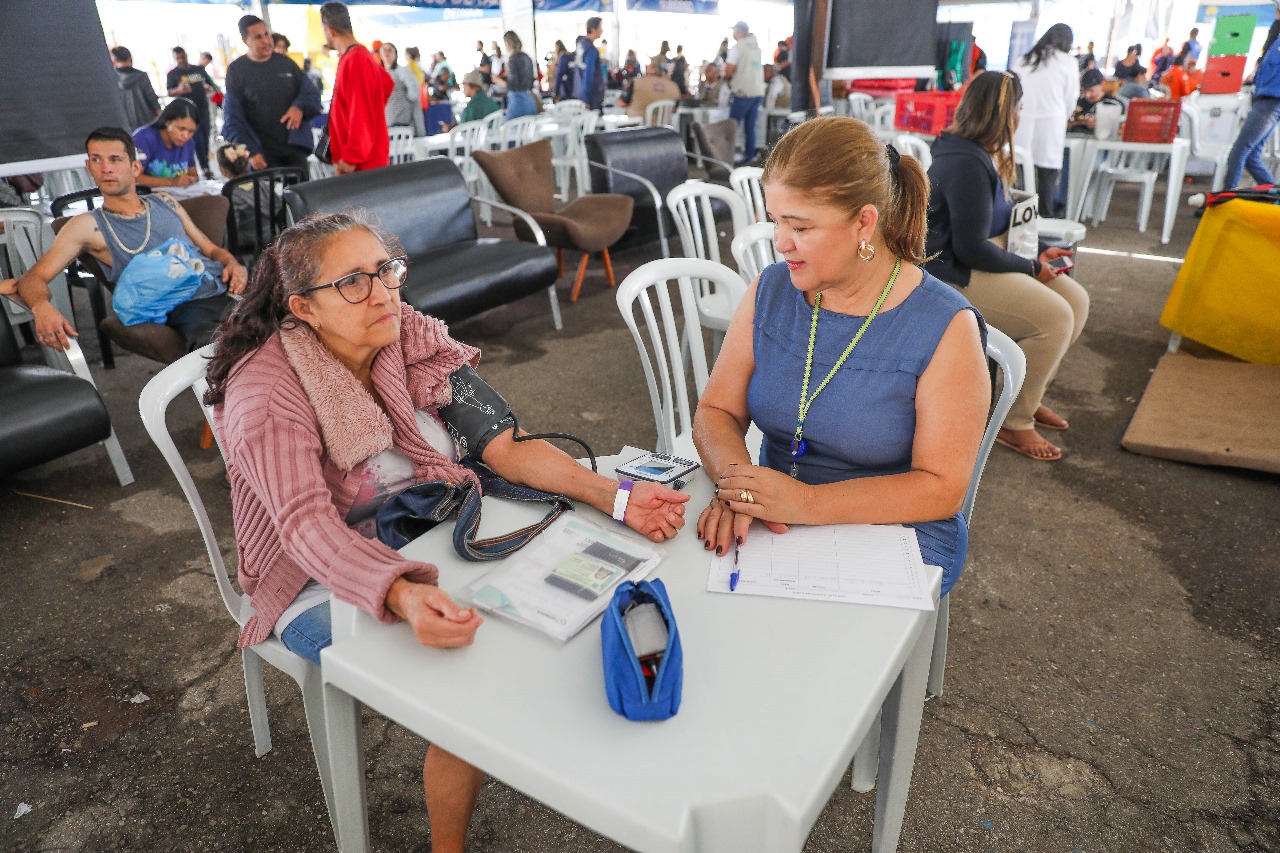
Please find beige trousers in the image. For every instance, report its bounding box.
[960,243,1090,431]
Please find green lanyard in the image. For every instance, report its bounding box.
[790,259,901,478]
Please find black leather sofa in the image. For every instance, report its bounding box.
[0,313,114,480]
[585,126,689,255]
[285,159,562,328]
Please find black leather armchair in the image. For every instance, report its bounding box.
[585,126,689,256]
[285,159,563,329]
[0,302,133,484]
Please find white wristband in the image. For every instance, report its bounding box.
[612,480,634,525]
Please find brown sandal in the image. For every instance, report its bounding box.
[1033,406,1070,431]
[996,429,1063,461]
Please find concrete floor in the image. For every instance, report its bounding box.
[2,178,1278,853]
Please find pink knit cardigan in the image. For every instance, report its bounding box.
[214,305,480,647]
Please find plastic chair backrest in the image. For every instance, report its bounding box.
[729,166,767,224]
[616,258,747,455]
[893,133,932,171]
[847,92,875,122]
[501,115,539,148]
[482,110,505,148]
[1013,145,1036,194]
[449,119,488,158]
[666,180,749,265]
[553,99,589,113]
[965,325,1026,521]
[870,102,895,131]
[646,98,677,128]
[730,221,780,284]
[138,344,242,624]
[388,126,415,164]
[1,208,75,322]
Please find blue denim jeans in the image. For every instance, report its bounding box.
[729,95,763,163]
[1223,96,1280,189]
[279,601,332,666]
[505,91,538,121]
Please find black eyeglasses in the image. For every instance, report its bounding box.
[300,256,409,304]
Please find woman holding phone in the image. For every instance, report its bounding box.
[925,70,1089,461]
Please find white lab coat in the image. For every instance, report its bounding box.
[1012,50,1079,169]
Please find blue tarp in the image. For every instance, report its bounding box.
[625,0,716,12]
[535,0,605,11]
[362,6,501,23]
[266,0,501,7]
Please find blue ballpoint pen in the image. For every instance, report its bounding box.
[729,540,741,591]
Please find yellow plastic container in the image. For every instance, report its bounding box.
[1160,200,1280,364]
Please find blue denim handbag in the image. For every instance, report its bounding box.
[601,578,683,721]
[375,459,574,560]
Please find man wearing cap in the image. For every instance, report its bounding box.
[453,70,501,127]
[1068,68,1125,135]
[725,21,765,164]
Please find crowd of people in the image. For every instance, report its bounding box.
[4,11,1279,849]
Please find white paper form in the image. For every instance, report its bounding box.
[707,524,935,611]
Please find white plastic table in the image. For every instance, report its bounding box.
[321,451,941,853]
[1071,137,1191,244]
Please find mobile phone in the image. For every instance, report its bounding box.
[1047,256,1075,273]
[615,452,701,484]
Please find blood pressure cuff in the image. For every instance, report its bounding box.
[601,578,683,722]
[437,365,518,460]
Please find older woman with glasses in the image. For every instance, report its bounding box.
[203,213,688,853]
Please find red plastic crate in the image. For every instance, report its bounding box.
[1122,99,1182,143]
[893,91,963,136]
[1200,55,1247,94]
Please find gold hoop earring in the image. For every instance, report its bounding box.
[857,240,875,261]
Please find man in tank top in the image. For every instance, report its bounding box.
[6,127,247,353]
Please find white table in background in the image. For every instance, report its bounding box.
[1071,137,1191,244]
[321,450,942,853]
[411,135,452,160]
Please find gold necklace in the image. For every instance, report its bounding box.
[99,197,152,255]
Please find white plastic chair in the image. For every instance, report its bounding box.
[499,115,539,149]
[551,98,589,114]
[1088,149,1160,232]
[1013,146,1089,247]
[645,98,677,129]
[387,126,415,165]
[851,324,1027,792]
[482,109,505,150]
[666,181,751,354]
[552,110,599,201]
[729,165,767,224]
[847,92,876,123]
[869,102,897,140]
[893,133,932,171]
[138,345,337,845]
[448,119,493,223]
[615,258,748,457]
[0,209,133,486]
[730,221,781,284]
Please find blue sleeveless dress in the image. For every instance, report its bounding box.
[747,262,986,596]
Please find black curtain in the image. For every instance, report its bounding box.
[793,0,817,113]
[0,0,127,171]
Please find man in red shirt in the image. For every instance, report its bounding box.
[320,2,393,174]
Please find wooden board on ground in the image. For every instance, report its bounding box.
[1122,352,1280,474]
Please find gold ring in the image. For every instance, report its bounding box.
[738,490,749,503]
[743,489,755,504]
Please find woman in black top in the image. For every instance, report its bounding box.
[1114,44,1145,80]
[501,31,538,120]
[924,71,1090,461]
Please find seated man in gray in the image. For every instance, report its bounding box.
[6,127,246,354]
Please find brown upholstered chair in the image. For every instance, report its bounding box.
[691,119,737,183]
[473,139,634,302]
[53,194,231,366]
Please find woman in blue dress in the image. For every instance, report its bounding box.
[693,116,990,595]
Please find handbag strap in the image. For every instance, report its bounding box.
[451,462,574,561]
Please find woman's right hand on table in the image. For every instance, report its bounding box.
[386,578,483,648]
